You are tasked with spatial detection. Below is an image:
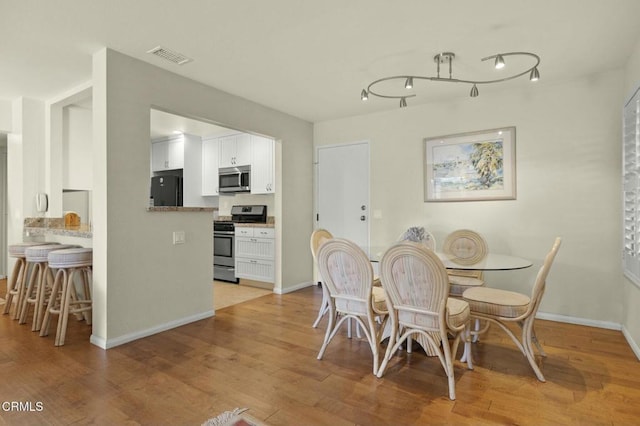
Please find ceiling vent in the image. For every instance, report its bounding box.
[146,46,193,65]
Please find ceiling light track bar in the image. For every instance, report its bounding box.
[361,51,541,107]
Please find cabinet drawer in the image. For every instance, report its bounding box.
[236,237,275,260]
[253,228,274,239]
[235,258,274,283]
[235,227,274,238]
[235,227,254,237]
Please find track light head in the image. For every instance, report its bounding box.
[361,89,368,101]
[494,54,505,69]
[405,77,413,89]
[400,98,407,108]
[529,67,540,82]
[470,84,479,97]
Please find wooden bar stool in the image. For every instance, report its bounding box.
[19,244,79,331]
[39,248,92,346]
[3,242,59,319]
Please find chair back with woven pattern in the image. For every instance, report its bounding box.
[380,241,449,331]
[310,229,333,260]
[443,229,488,265]
[528,237,562,315]
[316,238,374,316]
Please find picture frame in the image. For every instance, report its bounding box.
[424,126,516,202]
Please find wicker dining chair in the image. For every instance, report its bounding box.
[316,238,389,375]
[377,241,472,400]
[397,226,437,355]
[310,229,333,328]
[462,237,562,381]
[443,229,488,297]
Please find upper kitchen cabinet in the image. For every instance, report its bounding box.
[251,135,275,194]
[201,136,219,196]
[219,133,251,167]
[152,135,184,172]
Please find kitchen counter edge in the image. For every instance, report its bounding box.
[233,222,275,228]
[147,207,217,212]
[24,226,92,239]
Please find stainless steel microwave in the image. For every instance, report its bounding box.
[219,165,251,193]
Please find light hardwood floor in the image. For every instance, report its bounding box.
[213,280,271,310]
[1,280,639,425]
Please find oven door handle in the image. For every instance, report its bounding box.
[214,231,235,235]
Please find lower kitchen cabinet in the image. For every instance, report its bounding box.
[235,227,275,283]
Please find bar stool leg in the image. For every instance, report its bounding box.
[40,268,65,339]
[80,267,92,324]
[13,261,34,320]
[3,258,26,316]
[32,266,54,332]
[18,262,42,325]
[55,268,75,346]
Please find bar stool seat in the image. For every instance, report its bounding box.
[19,244,79,331]
[40,248,93,346]
[4,242,59,319]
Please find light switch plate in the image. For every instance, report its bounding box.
[173,231,185,244]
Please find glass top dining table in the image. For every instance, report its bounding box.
[367,246,533,271]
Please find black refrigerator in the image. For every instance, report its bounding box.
[150,176,183,206]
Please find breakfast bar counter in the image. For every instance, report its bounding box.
[24,217,92,239]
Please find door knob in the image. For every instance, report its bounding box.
[361,205,366,210]
[360,215,366,221]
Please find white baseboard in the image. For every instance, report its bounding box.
[622,325,640,360]
[536,311,621,330]
[90,310,215,349]
[274,280,314,294]
[524,312,639,361]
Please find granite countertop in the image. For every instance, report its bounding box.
[216,216,275,228]
[234,222,275,228]
[24,217,92,238]
[147,206,217,212]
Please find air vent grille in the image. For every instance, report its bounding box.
[146,46,192,65]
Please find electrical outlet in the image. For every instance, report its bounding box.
[173,231,185,245]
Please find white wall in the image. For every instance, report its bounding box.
[315,69,624,326]
[0,99,11,132]
[0,136,6,276]
[91,48,313,348]
[6,98,47,278]
[63,105,93,190]
[622,38,640,356]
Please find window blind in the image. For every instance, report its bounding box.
[623,87,640,287]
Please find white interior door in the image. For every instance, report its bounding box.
[316,142,370,252]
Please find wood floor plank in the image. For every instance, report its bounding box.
[1,280,639,425]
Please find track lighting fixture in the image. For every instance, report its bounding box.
[361,51,540,108]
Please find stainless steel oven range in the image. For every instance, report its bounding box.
[213,220,237,283]
[213,204,268,283]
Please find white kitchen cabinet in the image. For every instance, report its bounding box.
[201,136,219,195]
[152,136,184,172]
[235,227,275,283]
[219,133,251,167]
[251,135,275,194]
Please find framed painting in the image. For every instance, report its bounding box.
[424,126,516,202]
